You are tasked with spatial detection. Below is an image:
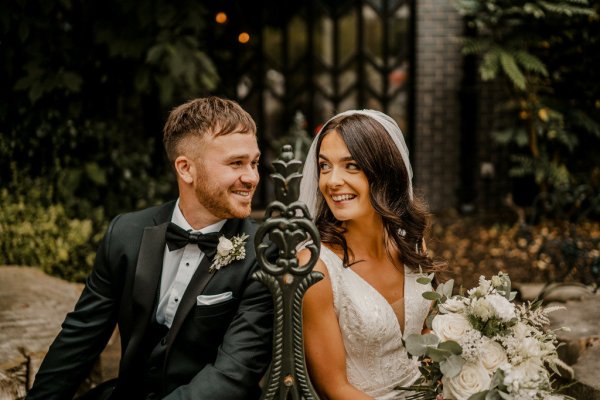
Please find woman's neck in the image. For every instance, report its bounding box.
[343,216,388,260]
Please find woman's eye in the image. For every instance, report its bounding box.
[318,162,330,171]
[347,162,360,170]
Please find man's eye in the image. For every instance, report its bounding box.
[231,161,243,167]
[251,160,260,168]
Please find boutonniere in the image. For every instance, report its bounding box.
[209,233,250,273]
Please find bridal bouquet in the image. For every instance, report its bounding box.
[401,272,573,400]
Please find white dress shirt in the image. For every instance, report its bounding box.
[155,199,226,327]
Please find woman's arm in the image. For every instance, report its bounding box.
[300,249,373,400]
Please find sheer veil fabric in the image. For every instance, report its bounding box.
[298,109,413,218]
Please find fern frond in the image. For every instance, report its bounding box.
[480,49,501,81]
[460,37,492,55]
[513,50,548,76]
[551,128,579,151]
[522,3,546,18]
[570,110,600,137]
[539,0,596,16]
[493,128,518,145]
[499,50,526,90]
[453,0,481,16]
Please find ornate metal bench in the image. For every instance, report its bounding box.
[253,145,323,400]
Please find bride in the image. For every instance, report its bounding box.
[298,110,442,399]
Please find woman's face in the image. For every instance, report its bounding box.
[318,130,375,223]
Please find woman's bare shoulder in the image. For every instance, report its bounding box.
[297,245,329,276]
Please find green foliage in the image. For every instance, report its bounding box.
[0,0,219,279]
[455,0,600,218]
[0,178,105,282]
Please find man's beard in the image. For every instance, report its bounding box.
[194,177,254,220]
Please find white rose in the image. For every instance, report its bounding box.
[485,294,516,322]
[470,298,494,322]
[440,298,466,314]
[432,313,472,342]
[478,339,507,372]
[216,237,234,257]
[442,362,491,400]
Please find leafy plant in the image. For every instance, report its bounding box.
[0,0,217,219]
[455,0,600,218]
[0,175,105,282]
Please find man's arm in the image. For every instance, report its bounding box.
[163,268,274,400]
[26,216,122,400]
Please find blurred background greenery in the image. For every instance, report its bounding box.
[0,0,599,283]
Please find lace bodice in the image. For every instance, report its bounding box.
[319,245,432,399]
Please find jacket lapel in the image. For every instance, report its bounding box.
[123,203,174,363]
[165,218,244,347]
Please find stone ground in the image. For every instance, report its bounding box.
[548,293,600,399]
[0,266,119,400]
[1,266,599,399]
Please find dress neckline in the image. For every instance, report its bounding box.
[321,245,407,334]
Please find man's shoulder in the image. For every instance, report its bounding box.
[238,217,261,235]
[109,201,176,233]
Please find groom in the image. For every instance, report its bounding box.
[26,97,273,400]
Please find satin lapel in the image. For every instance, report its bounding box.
[128,222,169,348]
[166,218,243,348]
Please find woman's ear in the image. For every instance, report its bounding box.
[174,155,194,184]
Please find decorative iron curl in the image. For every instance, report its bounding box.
[253,145,323,400]
[255,201,320,276]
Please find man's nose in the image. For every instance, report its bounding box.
[240,165,259,185]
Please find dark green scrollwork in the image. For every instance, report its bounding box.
[253,145,323,400]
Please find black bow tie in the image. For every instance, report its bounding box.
[165,222,220,259]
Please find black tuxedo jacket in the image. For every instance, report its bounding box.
[26,201,273,400]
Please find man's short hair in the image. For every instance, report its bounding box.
[163,97,256,162]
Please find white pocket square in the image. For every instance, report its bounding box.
[196,291,233,306]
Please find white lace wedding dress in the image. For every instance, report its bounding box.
[319,245,432,399]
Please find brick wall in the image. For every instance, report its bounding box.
[413,0,464,212]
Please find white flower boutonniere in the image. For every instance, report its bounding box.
[209,233,249,273]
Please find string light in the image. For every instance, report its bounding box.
[238,32,250,44]
[215,12,227,24]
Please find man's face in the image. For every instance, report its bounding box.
[191,132,260,220]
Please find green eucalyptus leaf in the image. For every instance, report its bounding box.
[417,277,432,285]
[405,333,440,357]
[467,391,489,400]
[438,340,463,355]
[485,389,503,400]
[426,347,451,362]
[440,354,465,378]
[490,369,505,389]
[423,291,442,301]
[443,279,455,298]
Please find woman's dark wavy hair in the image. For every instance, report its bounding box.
[314,114,442,274]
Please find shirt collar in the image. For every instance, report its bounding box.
[172,198,226,234]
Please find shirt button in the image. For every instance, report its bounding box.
[185,262,189,266]
[174,298,179,303]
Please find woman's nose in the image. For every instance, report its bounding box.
[326,167,343,188]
